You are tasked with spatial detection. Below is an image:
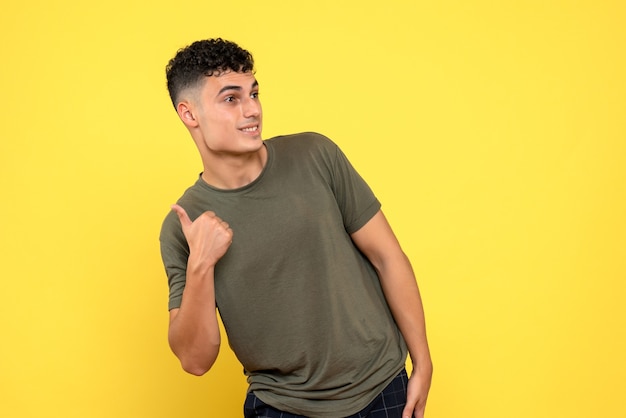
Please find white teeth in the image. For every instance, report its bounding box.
[241,126,258,132]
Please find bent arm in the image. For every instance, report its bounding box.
[351,210,432,417]
[167,205,233,376]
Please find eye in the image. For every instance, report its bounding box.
[251,91,259,99]
[224,96,235,102]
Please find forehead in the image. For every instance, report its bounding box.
[202,71,257,94]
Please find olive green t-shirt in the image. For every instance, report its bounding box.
[160,132,407,417]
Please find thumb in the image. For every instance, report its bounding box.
[171,204,192,228]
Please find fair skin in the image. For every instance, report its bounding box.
[176,70,266,189]
[168,70,432,417]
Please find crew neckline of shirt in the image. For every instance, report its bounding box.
[195,141,274,194]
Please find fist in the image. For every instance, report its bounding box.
[171,204,233,266]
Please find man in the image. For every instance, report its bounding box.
[160,38,432,418]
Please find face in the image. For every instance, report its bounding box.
[180,71,263,158]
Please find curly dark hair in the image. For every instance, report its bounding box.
[165,38,255,108]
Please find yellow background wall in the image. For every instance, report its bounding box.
[1,1,624,417]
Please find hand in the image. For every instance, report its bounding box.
[402,364,432,418]
[171,204,233,267]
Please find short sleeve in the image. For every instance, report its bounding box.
[329,142,381,234]
[159,211,189,310]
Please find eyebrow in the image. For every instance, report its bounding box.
[217,80,259,96]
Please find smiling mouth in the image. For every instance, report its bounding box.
[241,126,259,133]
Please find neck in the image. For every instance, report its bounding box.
[200,144,267,190]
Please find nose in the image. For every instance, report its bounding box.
[242,96,261,118]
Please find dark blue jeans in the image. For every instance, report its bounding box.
[244,369,408,418]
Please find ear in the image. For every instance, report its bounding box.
[176,101,199,128]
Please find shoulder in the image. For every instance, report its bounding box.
[266,132,339,157]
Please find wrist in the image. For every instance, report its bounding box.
[187,254,217,278]
[410,352,433,376]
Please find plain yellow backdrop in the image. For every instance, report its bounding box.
[1,1,624,417]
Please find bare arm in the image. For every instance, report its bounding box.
[167,204,233,376]
[351,210,432,418]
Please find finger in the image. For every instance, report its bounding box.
[170,204,192,227]
[414,402,426,418]
[402,398,419,418]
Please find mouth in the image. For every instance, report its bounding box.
[239,123,261,137]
